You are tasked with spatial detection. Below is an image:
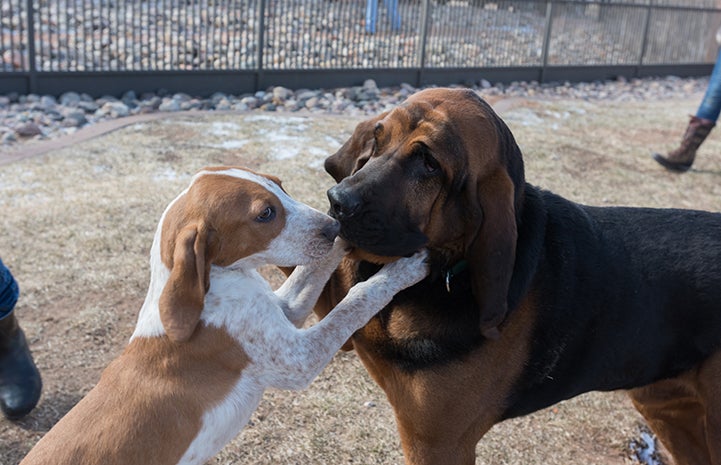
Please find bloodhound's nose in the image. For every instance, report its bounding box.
[327,185,362,220]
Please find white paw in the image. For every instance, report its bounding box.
[321,236,351,267]
[333,236,353,254]
[378,250,429,290]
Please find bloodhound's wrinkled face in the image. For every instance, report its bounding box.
[325,87,525,335]
[327,105,453,258]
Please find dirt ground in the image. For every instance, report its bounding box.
[1,92,720,465]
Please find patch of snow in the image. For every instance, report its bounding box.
[153,167,179,181]
[208,121,243,136]
[204,122,248,149]
[544,110,571,120]
[630,430,662,465]
[93,164,114,174]
[306,146,329,157]
[244,115,308,125]
[324,135,343,146]
[308,158,326,170]
[214,140,249,149]
[255,124,328,160]
[271,146,301,160]
[506,108,545,127]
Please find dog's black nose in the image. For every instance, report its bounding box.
[321,220,341,241]
[327,185,362,219]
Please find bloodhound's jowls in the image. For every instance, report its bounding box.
[317,88,721,465]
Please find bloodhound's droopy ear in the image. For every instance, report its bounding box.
[465,169,517,340]
[159,222,218,343]
[324,112,388,182]
[463,96,524,340]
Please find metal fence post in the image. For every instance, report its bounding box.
[637,0,653,76]
[540,0,555,84]
[417,0,431,88]
[25,0,37,94]
[256,0,266,92]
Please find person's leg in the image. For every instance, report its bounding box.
[696,48,721,122]
[0,259,42,420]
[366,0,378,34]
[652,116,715,172]
[0,260,18,321]
[653,50,720,172]
[385,0,401,31]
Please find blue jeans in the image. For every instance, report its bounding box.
[0,259,18,321]
[696,47,721,122]
[366,0,401,34]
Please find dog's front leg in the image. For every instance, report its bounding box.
[267,250,429,390]
[275,237,350,327]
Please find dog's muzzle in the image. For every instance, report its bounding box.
[326,184,427,257]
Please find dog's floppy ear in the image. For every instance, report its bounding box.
[325,112,388,182]
[464,167,518,340]
[461,92,525,339]
[159,223,217,342]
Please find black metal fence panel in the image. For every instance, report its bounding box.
[29,0,260,71]
[1,0,719,96]
[1,0,28,72]
[547,2,648,66]
[426,1,547,68]
[260,0,426,69]
[643,6,721,64]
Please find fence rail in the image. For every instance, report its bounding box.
[0,0,719,97]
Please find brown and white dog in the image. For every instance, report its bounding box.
[20,166,427,465]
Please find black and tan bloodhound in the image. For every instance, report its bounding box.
[316,88,721,465]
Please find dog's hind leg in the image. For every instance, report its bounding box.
[699,351,721,465]
[629,351,721,465]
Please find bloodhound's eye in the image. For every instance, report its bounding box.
[374,123,383,138]
[417,145,440,174]
[356,156,370,170]
[371,126,382,149]
[424,154,440,174]
[255,206,276,223]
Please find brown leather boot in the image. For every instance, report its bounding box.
[653,116,715,172]
[0,313,42,420]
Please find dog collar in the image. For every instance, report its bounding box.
[444,260,469,293]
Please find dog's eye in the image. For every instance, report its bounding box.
[414,143,440,175]
[423,153,440,174]
[256,206,276,223]
[374,123,383,138]
[355,156,370,171]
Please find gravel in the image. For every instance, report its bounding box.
[0,75,708,148]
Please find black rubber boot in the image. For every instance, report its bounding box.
[652,116,715,172]
[0,313,42,420]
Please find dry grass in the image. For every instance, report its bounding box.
[1,93,720,465]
